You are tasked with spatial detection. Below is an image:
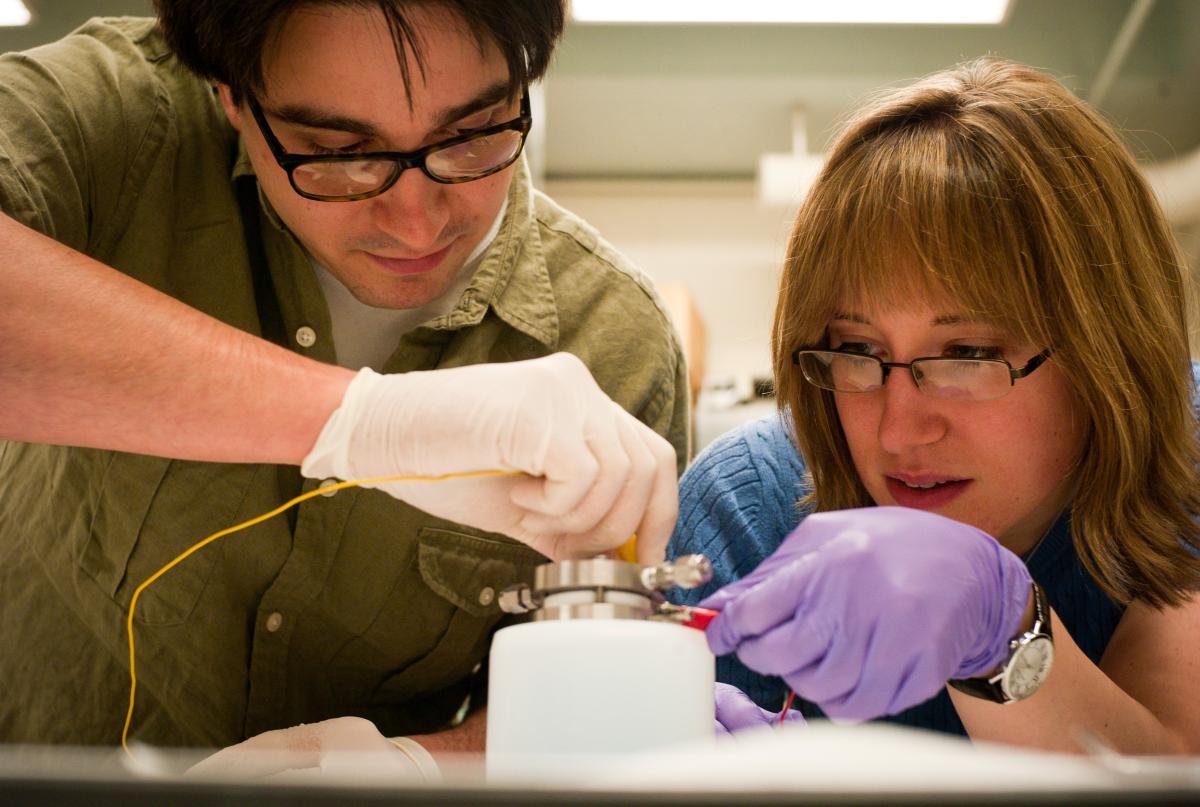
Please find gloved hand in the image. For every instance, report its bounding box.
[714,682,805,736]
[185,717,438,783]
[702,507,1031,721]
[302,353,678,563]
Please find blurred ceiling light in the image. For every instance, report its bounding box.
[757,108,825,207]
[573,0,1011,25]
[0,0,31,26]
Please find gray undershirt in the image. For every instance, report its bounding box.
[312,198,507,370]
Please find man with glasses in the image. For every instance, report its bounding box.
[0,0,688,770]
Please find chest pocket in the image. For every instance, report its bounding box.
[336,528,545,705]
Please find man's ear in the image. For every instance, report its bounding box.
[215,82,242,130]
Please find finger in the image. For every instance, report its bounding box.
[780,708,807,726]
[508,427,602,518]
[699,551,809,612]
[816,628,942,721]
[744,617,878,720]
[515,410,633,544]
[630,419,679,565]
[714,682,773,733]
[508,368,614,518]
[700,560,795,612]
[728,610,836,680]
[187,742,320,780]
[704,555,819,656]
[556,405,656,556]
[700,517,853,612]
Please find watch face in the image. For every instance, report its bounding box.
[1002,636,1054,701]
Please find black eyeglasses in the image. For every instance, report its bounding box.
[248,88,532,202]
[792,347,1054,402]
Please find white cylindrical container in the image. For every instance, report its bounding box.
[486,617,714,779]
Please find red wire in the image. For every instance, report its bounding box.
[778,690,797,725]
[682,606,719,630]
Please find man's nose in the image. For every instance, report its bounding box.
[368,167,450,248]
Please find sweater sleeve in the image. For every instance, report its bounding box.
[668,412,810,604]
[666,412,809,709]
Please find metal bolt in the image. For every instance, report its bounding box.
[640,554,713,591]
[498,584,542,614]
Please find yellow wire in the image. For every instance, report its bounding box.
[120,469,518,753]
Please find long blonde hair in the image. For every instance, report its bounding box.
[772,57,1200,607]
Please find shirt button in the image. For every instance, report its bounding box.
[265,612,284,632]
[478,587,495,607]
[319,478,340,497]
[295,326,317,348]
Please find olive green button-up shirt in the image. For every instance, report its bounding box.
[0,18,688,747]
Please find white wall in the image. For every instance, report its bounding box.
[542,179,794,392]
[548,176,1200,383]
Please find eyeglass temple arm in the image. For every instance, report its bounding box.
[1010,347,1055,380]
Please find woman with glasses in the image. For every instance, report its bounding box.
[670,57,1200,754]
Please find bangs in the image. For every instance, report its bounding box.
[783,114,1057,349]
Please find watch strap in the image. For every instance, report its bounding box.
[948,581,1051,704]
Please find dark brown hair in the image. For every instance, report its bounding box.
[153,0,565,104]
[772,57,1200,607]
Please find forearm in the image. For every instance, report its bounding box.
[0,212,352,464]
[408,707,487,763]
[950,610,1190,755]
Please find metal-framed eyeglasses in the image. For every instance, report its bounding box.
[792,347,1054,402]
[248,88,532,202]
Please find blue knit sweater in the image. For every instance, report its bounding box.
[668,363,1200,734]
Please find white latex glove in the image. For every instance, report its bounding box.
[301,352,678,563]
[185,717,437,784]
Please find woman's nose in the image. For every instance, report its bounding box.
[876,366,948,453]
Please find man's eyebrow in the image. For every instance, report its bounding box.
[267,82,513,139]
[430,82,513,130]
[271,105,382,139]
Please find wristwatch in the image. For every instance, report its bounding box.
[949,581,1054,703]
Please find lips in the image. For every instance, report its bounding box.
[365,242,454,276]
[883,474,972,510]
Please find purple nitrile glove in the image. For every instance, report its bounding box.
[714,683,806,736]
[702,507,1031,722]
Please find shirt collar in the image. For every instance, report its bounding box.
[231,141,558,349]
[452,157,558,348]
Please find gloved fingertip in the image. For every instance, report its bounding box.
[704,616,737,657]
[698,590,731,611]
[509,475,587,517]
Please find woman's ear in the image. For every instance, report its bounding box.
[215,82,242,130]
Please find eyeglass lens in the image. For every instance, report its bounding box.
[797,351,1014,401]
[290,130,525,198]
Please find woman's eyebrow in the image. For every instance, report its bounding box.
[931,314,985,326]
[831,311,870,324]
[831,313,992,327]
